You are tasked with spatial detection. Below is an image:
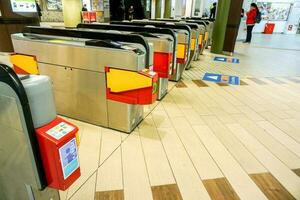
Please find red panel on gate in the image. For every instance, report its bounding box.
[153,52,172,78]
[89,12,97,22]
[106,68,158,105]
[35,117,80,191]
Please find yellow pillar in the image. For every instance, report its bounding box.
[62,0,82,28]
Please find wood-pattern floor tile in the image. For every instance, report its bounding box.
[151,184,183,200]
[227,123,300,198]
[239,80,248,85]
[122,132,153,200]
[139,117,175,186]
[232,114,300,169]
[203,177,240,200]
[192,80,208,87]
[292,169,300,177]
[250,173,296,200]
[176,80,187,88]
[217,82,229,86]
[95,190,124,200]
[69,173,97,200]
[157,127,211,200]
[193,125,268,199]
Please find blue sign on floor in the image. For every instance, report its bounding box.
[214,56,239,64]
[203,73,222,82]
[203,73,240,85]
[214,57,227,62]
[228,75,240,85]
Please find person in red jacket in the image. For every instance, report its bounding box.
[244,3,258,43]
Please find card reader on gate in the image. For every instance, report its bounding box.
[20,74,81,191]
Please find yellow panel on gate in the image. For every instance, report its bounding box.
[107,68,152,93]
[191,39,196,50]
[10,54,39,74]
[198,35,203,45]
[176,44,186,59]
[204,32,209,41]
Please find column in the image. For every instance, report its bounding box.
[210,0,231,54]
[62,0,82,28]
[164,0,171,18]
[223,0,243,54]
[155,0,162,18]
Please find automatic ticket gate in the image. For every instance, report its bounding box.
[150,19,201,69]
[154,18,206,60]
[186,18,214,47]
[112,21,191,82]
[0,65,80,200]
[184,20,209,57]
[130,20,195,69]
[77,23,176,100]
[11,27,158,133]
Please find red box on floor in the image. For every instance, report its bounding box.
[35,117,80,191]
[264,23,275,34]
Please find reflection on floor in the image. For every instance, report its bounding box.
[250,34,300,51]
[60,38,300,200]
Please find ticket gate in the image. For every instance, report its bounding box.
[184,20,209,56]
[155,18,207,59]
[11,27,158,133]
[77,23,176,100]
[111,21,191,82]
[0,65,80,200]
[150,19,201,68]
[131,20,197,67]
[186,18,214,47]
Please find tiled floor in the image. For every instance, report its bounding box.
[61,35,300,200]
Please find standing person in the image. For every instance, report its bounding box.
[82,4,88,11]
[128,6,134,21]
[209,2,217,19]
[244,3,259,43]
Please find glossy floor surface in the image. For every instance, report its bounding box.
[60,34,300,200]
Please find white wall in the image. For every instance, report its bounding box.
[174,0,183,18]
[285,0,300,33]
[82,0,92,11]
[203,0,217,16]
[185,0,193,16]
[253,20,287,33]
[244,0,298,33]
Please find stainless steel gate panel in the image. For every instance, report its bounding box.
[107,100,143,133]
[12,33,147,72]
[157,78,168,100]
[39,63,108,127]
[0,82,59,200]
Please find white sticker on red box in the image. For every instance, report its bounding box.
[46,122,75,140]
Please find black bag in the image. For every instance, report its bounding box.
[255,11,262,23]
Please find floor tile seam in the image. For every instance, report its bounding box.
[171,100,235,181]
[227,123,300,199]
[190,123,268,200]
[261,116,300,144]
[93,128,103,199]
[137,127,160,189]
[147,114,180,188]
[202,116,269,174]
[159,98,212,198]
[235,115,300,167]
